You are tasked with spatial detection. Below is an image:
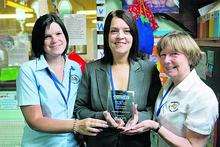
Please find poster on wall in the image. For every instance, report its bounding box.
[122,0,179,13]
[0,34,29,67]
[64,14,87,54]
[64,14,87,45]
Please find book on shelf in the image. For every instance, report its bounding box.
[214,10,220,38]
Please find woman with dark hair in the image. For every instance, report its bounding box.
[74,10,161,147]
[16,13,108,147]
[101,9,141,64]
[124,31,219,147]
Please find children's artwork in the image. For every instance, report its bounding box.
[122,0,179,13]
[136,17,154,54]
[145,0,179,13]
[122,0,158,55]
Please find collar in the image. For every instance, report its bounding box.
[130,60,142,72]
[35,55,49,71]
[35,55,71,71]
[173,69,199,92]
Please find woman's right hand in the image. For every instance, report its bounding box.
[74,118,108,136]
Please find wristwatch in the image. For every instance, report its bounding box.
[153,122,161,133]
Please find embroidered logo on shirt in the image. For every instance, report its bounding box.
[169,101,180,112]
[71,74,80,84]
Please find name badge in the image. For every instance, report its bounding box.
[169,101,180,112]
[71,74,80,84]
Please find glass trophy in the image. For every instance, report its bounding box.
[107,90,135,122]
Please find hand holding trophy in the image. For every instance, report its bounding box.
[104,90,138,130]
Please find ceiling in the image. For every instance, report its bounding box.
[0,0,218,36]
[0,0,96,12]
[0,0,97,35]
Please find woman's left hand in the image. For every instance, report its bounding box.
[123,120,155,135]
[103,111,125,129]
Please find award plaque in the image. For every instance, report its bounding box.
[107,90,135,122]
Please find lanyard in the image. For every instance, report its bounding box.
[109,67,130,111]
[109,67,117,110]
[156,83,174,117]
[46,67,72,106]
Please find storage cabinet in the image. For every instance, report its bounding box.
[196,38,220,147]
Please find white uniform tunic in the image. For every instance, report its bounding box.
[152,69,219,147]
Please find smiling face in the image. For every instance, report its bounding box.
[43,22,67,58]
[159,47,191,85]
[157,31,203,85]
[108,17,133,59]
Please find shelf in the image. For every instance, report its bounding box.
[0,81,16,91]
[195,38,220,47]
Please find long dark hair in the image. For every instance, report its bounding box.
[101,10,143,64]
[31,13,69,58]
